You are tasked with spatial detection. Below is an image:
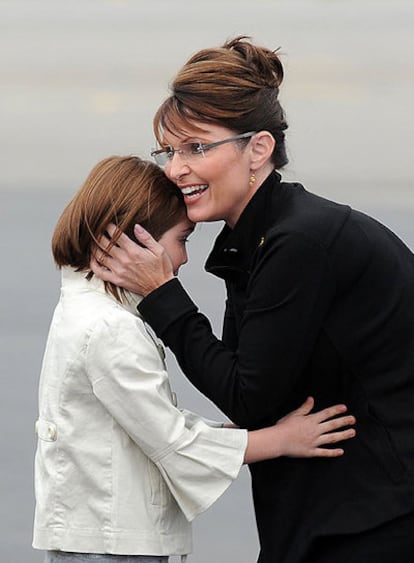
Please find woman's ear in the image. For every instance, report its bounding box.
[249,131,275,170]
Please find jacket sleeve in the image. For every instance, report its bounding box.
[222,296,238,352]
[138,232,335,428]
[85,311,247,521]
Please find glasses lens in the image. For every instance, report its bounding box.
[187,142,204,156]
[151,142,206,165]
[151,150,168,166]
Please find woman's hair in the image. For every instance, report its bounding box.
[154,35,288,169]
[52,155,185,301]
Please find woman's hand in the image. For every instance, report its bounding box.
[244,397,356,464]
[90,223,174,296]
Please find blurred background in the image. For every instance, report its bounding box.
[1,1,413,561]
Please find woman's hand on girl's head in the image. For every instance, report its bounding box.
[90,223,175,296]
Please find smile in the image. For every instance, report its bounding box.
[181,185,208,198]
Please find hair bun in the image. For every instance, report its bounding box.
[223,35,284,89]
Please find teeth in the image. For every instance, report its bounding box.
[181,185,208,196]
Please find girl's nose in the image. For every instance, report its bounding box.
[180,247,189,267]
[182,249,189,266]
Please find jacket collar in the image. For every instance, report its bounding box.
[61,267,143,316]
[205,170,287,280]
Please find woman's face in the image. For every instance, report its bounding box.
[161,122,257,228]
[158,215,194,276]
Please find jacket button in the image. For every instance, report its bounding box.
[48,425,57,440]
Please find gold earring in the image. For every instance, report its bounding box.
[249,174,256,186]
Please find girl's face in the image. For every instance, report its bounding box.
[158,215,194,275]
[161,122,257,228]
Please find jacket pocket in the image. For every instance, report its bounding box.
[364,406,406,483]
[35,418,58,442]
[147,458,168,506]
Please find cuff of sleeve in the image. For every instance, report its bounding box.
[156,424,248,521]
[181,408,226,428]
[137,278,197,337]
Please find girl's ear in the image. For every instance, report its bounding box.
[249,131,275,170]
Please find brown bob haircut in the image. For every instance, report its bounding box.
[52,155,185,301]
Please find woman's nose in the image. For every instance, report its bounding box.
[165,153,190,182]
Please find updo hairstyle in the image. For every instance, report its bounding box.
[154,35,289,169]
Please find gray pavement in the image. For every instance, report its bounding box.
[1,1,414,562]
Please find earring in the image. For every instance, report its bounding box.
[249,174,256,186]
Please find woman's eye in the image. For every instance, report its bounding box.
[190,143,204,155]
[165,147,175,159]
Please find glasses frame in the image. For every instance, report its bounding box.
[151,131,257,166]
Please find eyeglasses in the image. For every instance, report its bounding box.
[151,131,257,167]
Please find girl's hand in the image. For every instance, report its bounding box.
[275,396,356,458]
[244,397,356,464]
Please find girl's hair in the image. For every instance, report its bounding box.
[154,35,288,169]
[52,155,185,301]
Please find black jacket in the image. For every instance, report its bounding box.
[139,171,414,562]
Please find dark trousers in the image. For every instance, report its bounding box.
[306,510,414,563]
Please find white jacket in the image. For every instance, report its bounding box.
[33,268,247,556]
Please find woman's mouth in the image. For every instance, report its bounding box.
[181,185,208,200]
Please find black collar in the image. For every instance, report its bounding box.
[205,170,288,280]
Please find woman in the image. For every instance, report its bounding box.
[90,37,414,562]
[33,155,355,563]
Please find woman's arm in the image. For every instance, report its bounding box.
[137,233,334,427]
